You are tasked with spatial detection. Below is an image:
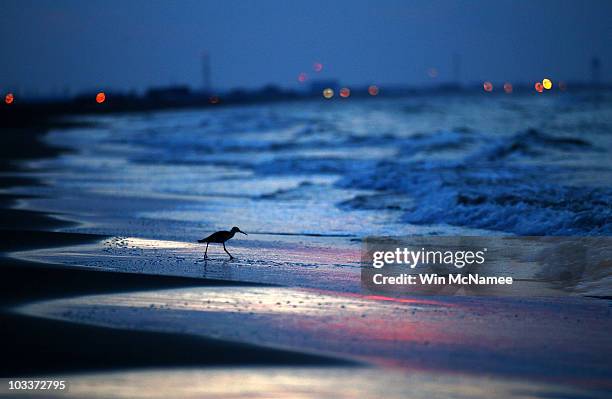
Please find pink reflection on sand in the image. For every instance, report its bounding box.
[19,285,612,389]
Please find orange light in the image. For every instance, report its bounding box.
[298,72,307,83]
[483,81,493,92]
[5,93,14,104]
[368,85,379,96]
[322,88,334,99]
[339,87,350,98]
[503,83,513,94]
[96,92,106,104]
[428,68,438,78]
[209,95,220,104]
[313,62,323,72]
[535,82,544,93]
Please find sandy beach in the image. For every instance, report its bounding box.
[1,98,611,398]
[0,120,351,378]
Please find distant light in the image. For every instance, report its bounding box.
[323,88,334,99]
[535,82,544,93]
[503,82,513,94]
[209,95,220,104]
[368,85,379,96]
[339,87,351,98]
[95,92,106,104]
[298,72,308,83]
[558,81,567,91]
[428,68,438,78]
[542,78,552,90]
[313,62,323,72]
[5,93,14,104]
[483,81,493,92]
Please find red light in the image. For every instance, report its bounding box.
[5,93,14,104]
[339,87,350,98]
[535,82,544,93]
[428,68,438,78]
[96,92,106,104]
[368,85,379,96]
[503,83,513,94]
[209,95,220,104]
[558,81,567,91]
[298,72,308,83]
[313,62,323,72]
[483,81,493,92]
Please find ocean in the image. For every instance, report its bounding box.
[25,91,612,240]
[8,91,612,396]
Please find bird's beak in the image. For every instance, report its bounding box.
[240,230,248,235]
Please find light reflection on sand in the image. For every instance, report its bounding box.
[12,236,364,291]
[111,237,196,250]
[17,286,612,389]
[5,367,603,399]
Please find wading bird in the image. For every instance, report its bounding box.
[198,226,247,259]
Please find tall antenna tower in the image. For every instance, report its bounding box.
[452,53,461,85]
[591,56,601,86]
[202,52,212,92]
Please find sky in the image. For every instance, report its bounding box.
[1,0,611,96]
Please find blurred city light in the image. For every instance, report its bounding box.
[558,81,567,91]
[313,62,323,72]
[298,72,308,83]
[368,85,379,96]
[542,78,552,90]
[483,81,493,92]
[428,68,438,78]
[535,82,544,93]
[209,95,220,104]
[323,88,334,99]
[503,83,513,93]
[4,93,14,104]
[95,92,106,103]
[339,87,350,98]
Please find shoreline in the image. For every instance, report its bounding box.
[0,119,353,377]
[1,112,610,395]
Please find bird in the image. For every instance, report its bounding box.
[197,226,247,259]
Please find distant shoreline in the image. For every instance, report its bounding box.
[3,85,610,129]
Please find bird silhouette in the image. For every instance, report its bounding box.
[197,226,247,259]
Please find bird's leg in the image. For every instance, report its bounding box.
[204,242,209,259]
[223,243,234,259]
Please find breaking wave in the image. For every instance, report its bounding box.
[49,97,612,237]
[337,128,610,236]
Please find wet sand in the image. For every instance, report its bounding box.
[0,121,350,379]
[1,114,611,398]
